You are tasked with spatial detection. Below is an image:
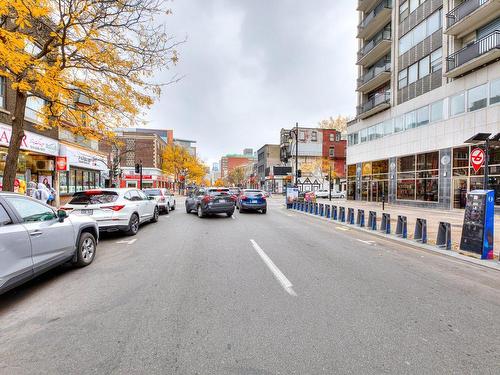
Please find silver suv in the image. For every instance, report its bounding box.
[0,192,99,295]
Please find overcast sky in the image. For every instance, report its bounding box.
[146,0,358,166]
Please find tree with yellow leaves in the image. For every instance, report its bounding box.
[214,178,225,187]
[318,115,350,133]
[162,144,207,191]
[227,166,246,187]
[0,0,180,191]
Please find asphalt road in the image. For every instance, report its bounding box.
[1,197,499,374]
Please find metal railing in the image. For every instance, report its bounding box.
[358,0,392,30]
[357,27,391,61]
[357,91,390,115]
[446,31,500,72]
[446,0,489,29]
[357,61,391,87]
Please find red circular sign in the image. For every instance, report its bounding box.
[470,147,485,173]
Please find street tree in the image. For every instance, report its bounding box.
[227,166,246,187]
[0,0,180,191]
[162,144,207,189]
[214,178,225,187]
[318,115,350,133]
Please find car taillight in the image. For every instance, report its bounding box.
[101,205,125,211]
[240,195,247,200]
[202,196,212,203]
[59,207,73,211]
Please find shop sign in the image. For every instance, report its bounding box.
[124,174,153,180]
[55,156,69,171]
[0,123,59,156]
[470,147,485,173]
[59,144,107,170]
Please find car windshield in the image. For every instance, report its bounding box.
[143,189,162,196]
[244,190,263,197]
[209,189,230,196]
[69,191,119,205]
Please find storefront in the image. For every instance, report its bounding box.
[58,144,107,196]
[348,147,500,210]
[120,168,171,189]
[0,123,59,191]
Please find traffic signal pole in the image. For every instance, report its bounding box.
[295,122,299,187]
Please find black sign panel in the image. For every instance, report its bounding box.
[273,166,292,176]
[460,193,486,253]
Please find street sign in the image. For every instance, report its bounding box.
[470,147,484,173]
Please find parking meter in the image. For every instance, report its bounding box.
[459,190,495,259]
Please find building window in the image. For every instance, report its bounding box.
[409,0,418,13]
[400,0,409,20]
[311,131,317,142]
[418,55,430,79]
[468,83,488,112]
[329,147,335,158]
[408,63,418,84]
[336,133,340,141]
[398,69,408,89]
[416,106,429,127]
[25,96,46,123]
[329,133,334,142]
[450,92,465,116]
[491,78,500,105]
[299,131,306,141]
[360,128,367,143]
[397,152,439,202]
[430,48,442,72]
[395,116,405,133]
[0,77,5,108]
[399,9,442,55]
[405,110,416,130]
[383,119,393,135]
[430,100,444,122]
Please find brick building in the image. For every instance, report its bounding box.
[220,154,255,179]
[99,129,171,189]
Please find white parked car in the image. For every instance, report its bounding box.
[143,188,176,213]
[62,188,159,235]
[315,190,346,199]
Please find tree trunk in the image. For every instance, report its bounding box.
[2,90,27,192]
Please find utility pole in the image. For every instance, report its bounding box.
[139,160,143,189]
[328,161,332,201]
[295,122,299,187]
[484,138,489,190]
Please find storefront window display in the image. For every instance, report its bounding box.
[347,164,356,200]
[59,168,102,195]
[397,152,438,202]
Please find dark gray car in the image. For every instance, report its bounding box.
[185,187,235,218]
[0,192,99,295]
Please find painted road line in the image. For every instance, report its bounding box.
[335,226,349,231]
[357,239,375,245]
[249,239,297,297]
[116,239,137,245]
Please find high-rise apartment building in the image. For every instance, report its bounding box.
[348,0,499,210]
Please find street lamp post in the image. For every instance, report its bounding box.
[287,122,299,187]
[328,160,332,201]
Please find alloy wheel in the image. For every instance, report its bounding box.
[81,238,95,261]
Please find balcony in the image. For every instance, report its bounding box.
[357,0,392,40]
[357,0,380,12]
[356,92,391,119]
[357,61,391,93]
[445,31,500,77]
[357,28,392,66]
[445,0,500,38]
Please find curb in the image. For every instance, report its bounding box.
[287,207,500,272]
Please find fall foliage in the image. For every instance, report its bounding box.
[226,166,246,187]
[318,115,350,133]
[162,144,206,188]
[0,0,180,190]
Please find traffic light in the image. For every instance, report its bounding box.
[135,163,140,173]
[297,170,302,178]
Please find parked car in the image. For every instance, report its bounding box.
[315,190,329,198]
[0,192,98,295]
[62,188,159,235]
[185,187,235,218]
[236,189,267,214]
[143,188,176,213]
[331,191,346,199]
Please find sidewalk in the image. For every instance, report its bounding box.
[315,198,500,259]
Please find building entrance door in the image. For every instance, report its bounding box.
[453,178,467,209]
[369,181,388,202]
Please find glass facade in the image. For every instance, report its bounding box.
[59,168,103,195]
[397,152,438,202]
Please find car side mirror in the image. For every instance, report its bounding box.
[57,209,68,222]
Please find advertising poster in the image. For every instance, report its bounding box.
[286,187,299,206]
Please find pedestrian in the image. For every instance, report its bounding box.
[33,183,50,204]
